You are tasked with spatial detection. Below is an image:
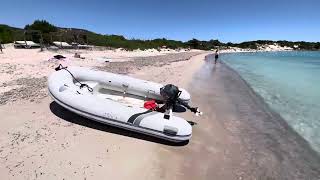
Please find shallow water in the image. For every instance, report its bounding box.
[184,57,320,179]
[221,51,320,153]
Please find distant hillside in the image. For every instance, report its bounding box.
[0,24,24,43]
[233,40,320,51]
[1,20,319,50]
[0,20,187,50]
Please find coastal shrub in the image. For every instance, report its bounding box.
[24,20,57,34]
[238,41,258,49]
[0,25,13,43]
[0,25,25,43]
[187,39,201,49]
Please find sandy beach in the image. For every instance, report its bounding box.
[0,45,206,179]
[1,45,320,180]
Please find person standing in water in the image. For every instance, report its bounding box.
[214,49,219,64]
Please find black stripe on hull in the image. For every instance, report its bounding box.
[127,110,153,124]
[48,89,191,142]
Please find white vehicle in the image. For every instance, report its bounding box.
[48,66,198,142]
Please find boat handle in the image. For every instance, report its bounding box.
[122,83,129,94]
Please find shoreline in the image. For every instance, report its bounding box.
[221,62,320,153]
[222,51,320,156]
[160,58,320,179]
[220,59,320,155]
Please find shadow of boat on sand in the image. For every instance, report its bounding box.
[49,101,189,146]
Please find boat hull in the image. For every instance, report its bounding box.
[48,67,192,142]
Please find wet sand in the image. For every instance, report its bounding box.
[155,56,320,179]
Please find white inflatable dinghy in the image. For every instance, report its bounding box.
[48,66,192,142]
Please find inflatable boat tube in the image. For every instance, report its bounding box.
[48,66,192,142]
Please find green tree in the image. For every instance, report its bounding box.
[0,25,13,43]
[187,38,201,49]
[24,20,57,33]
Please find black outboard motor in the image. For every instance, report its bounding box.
[160,84,181,119]
[160,84,181,104]
[160,84,202,119]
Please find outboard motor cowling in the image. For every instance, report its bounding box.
[160,84,181,102]
[160,84,203,117]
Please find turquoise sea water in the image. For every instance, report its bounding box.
[222,51,320,153]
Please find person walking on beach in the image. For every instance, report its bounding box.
[214,49,219,64]
[0,40,2,53]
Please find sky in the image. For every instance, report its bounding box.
[0,0,319,43]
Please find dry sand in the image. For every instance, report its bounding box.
[0,45,208,180]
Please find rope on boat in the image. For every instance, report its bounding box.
[55,64,93,92]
